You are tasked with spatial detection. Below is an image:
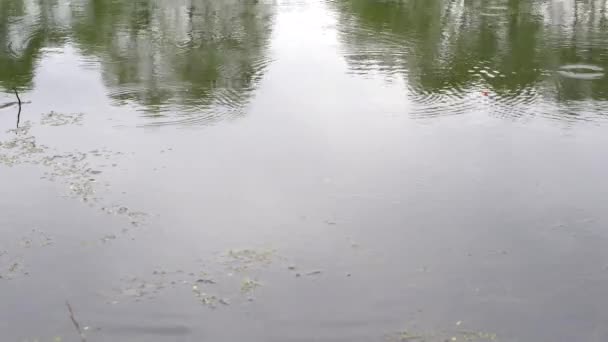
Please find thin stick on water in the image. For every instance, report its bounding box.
[66,301,87,342]
[13,88,21,106]
[14,88,21,129]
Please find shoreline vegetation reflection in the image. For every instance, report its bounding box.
[1,0,275,126]
[334,0,608,121]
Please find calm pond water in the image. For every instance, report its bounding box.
[1,0,608,341]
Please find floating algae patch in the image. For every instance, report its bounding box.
[457,330,498,341]
[18,337,65,342]
[222,248,276,272]
[40,111,84,126]
[240,277,261,293]
[393,330,425,341]
[39,148,126,204]
[0,123,48,166]
[109,275,177,303]
[0,230,55,280]
[42,152,100,202]
[103,268,228,308]
[389,323,498,342]
[0,256,28,280]
[19,229,54,248]
[100,249,323,308]
[0,119,149,228]
[100,205,148,227]
[191,284,228,308]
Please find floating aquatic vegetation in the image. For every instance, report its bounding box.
[102,247,324,309]
[0,123,47,167]
[19,229,54,248]
[107,268,212,305]
[100,205,148,226]
[113,277,170,302]
[0,118,148,229]
[40,150,124,203]
[0,256,28,280]
[458,330,498,341]
[19,338,62,342]
[195,278,216,284]
[40,111,84,126]
[394,330,425,341]
[191,284,225,308]
[292,268,324,277]
[222,248,276,272]
[389,324,498,342]
[100,234,117,243]
[0,230,55,280]
[240,277,261,293]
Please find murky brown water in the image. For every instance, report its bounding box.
[1,0,608,341]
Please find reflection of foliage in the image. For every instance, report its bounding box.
[69,0,274,117]
[336,0,608,101]
[0,0,70,91]
[0,0,44,91]
[0,0,274,122]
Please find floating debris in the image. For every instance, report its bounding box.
[100,235,117,243]
[102,250,321,308]
[0,256,28,280]
[223,248,275,272]
[192,285,220,308]
[100,205,148,227]
[0,120,148,231]
[107,268,226,308]
[389,325,498,342]
[0,123,47,167]
[40,111,84,126]
[196,278,216,284]
[241,277,261,293]
[19,229,53,248]
[395,330,425,341]
[457,330,498,341]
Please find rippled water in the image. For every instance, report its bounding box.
[335,0,608,121]
[1,0,608,341]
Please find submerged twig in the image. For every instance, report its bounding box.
[66,301,87,342]
[14,88,21,129]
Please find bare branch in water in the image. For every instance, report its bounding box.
[14,88,21,129]
[66,301,87,342]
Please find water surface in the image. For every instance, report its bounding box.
[1,0,608,341]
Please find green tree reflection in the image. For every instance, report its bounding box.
[335,0,608,105]
[0,0,275,124]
